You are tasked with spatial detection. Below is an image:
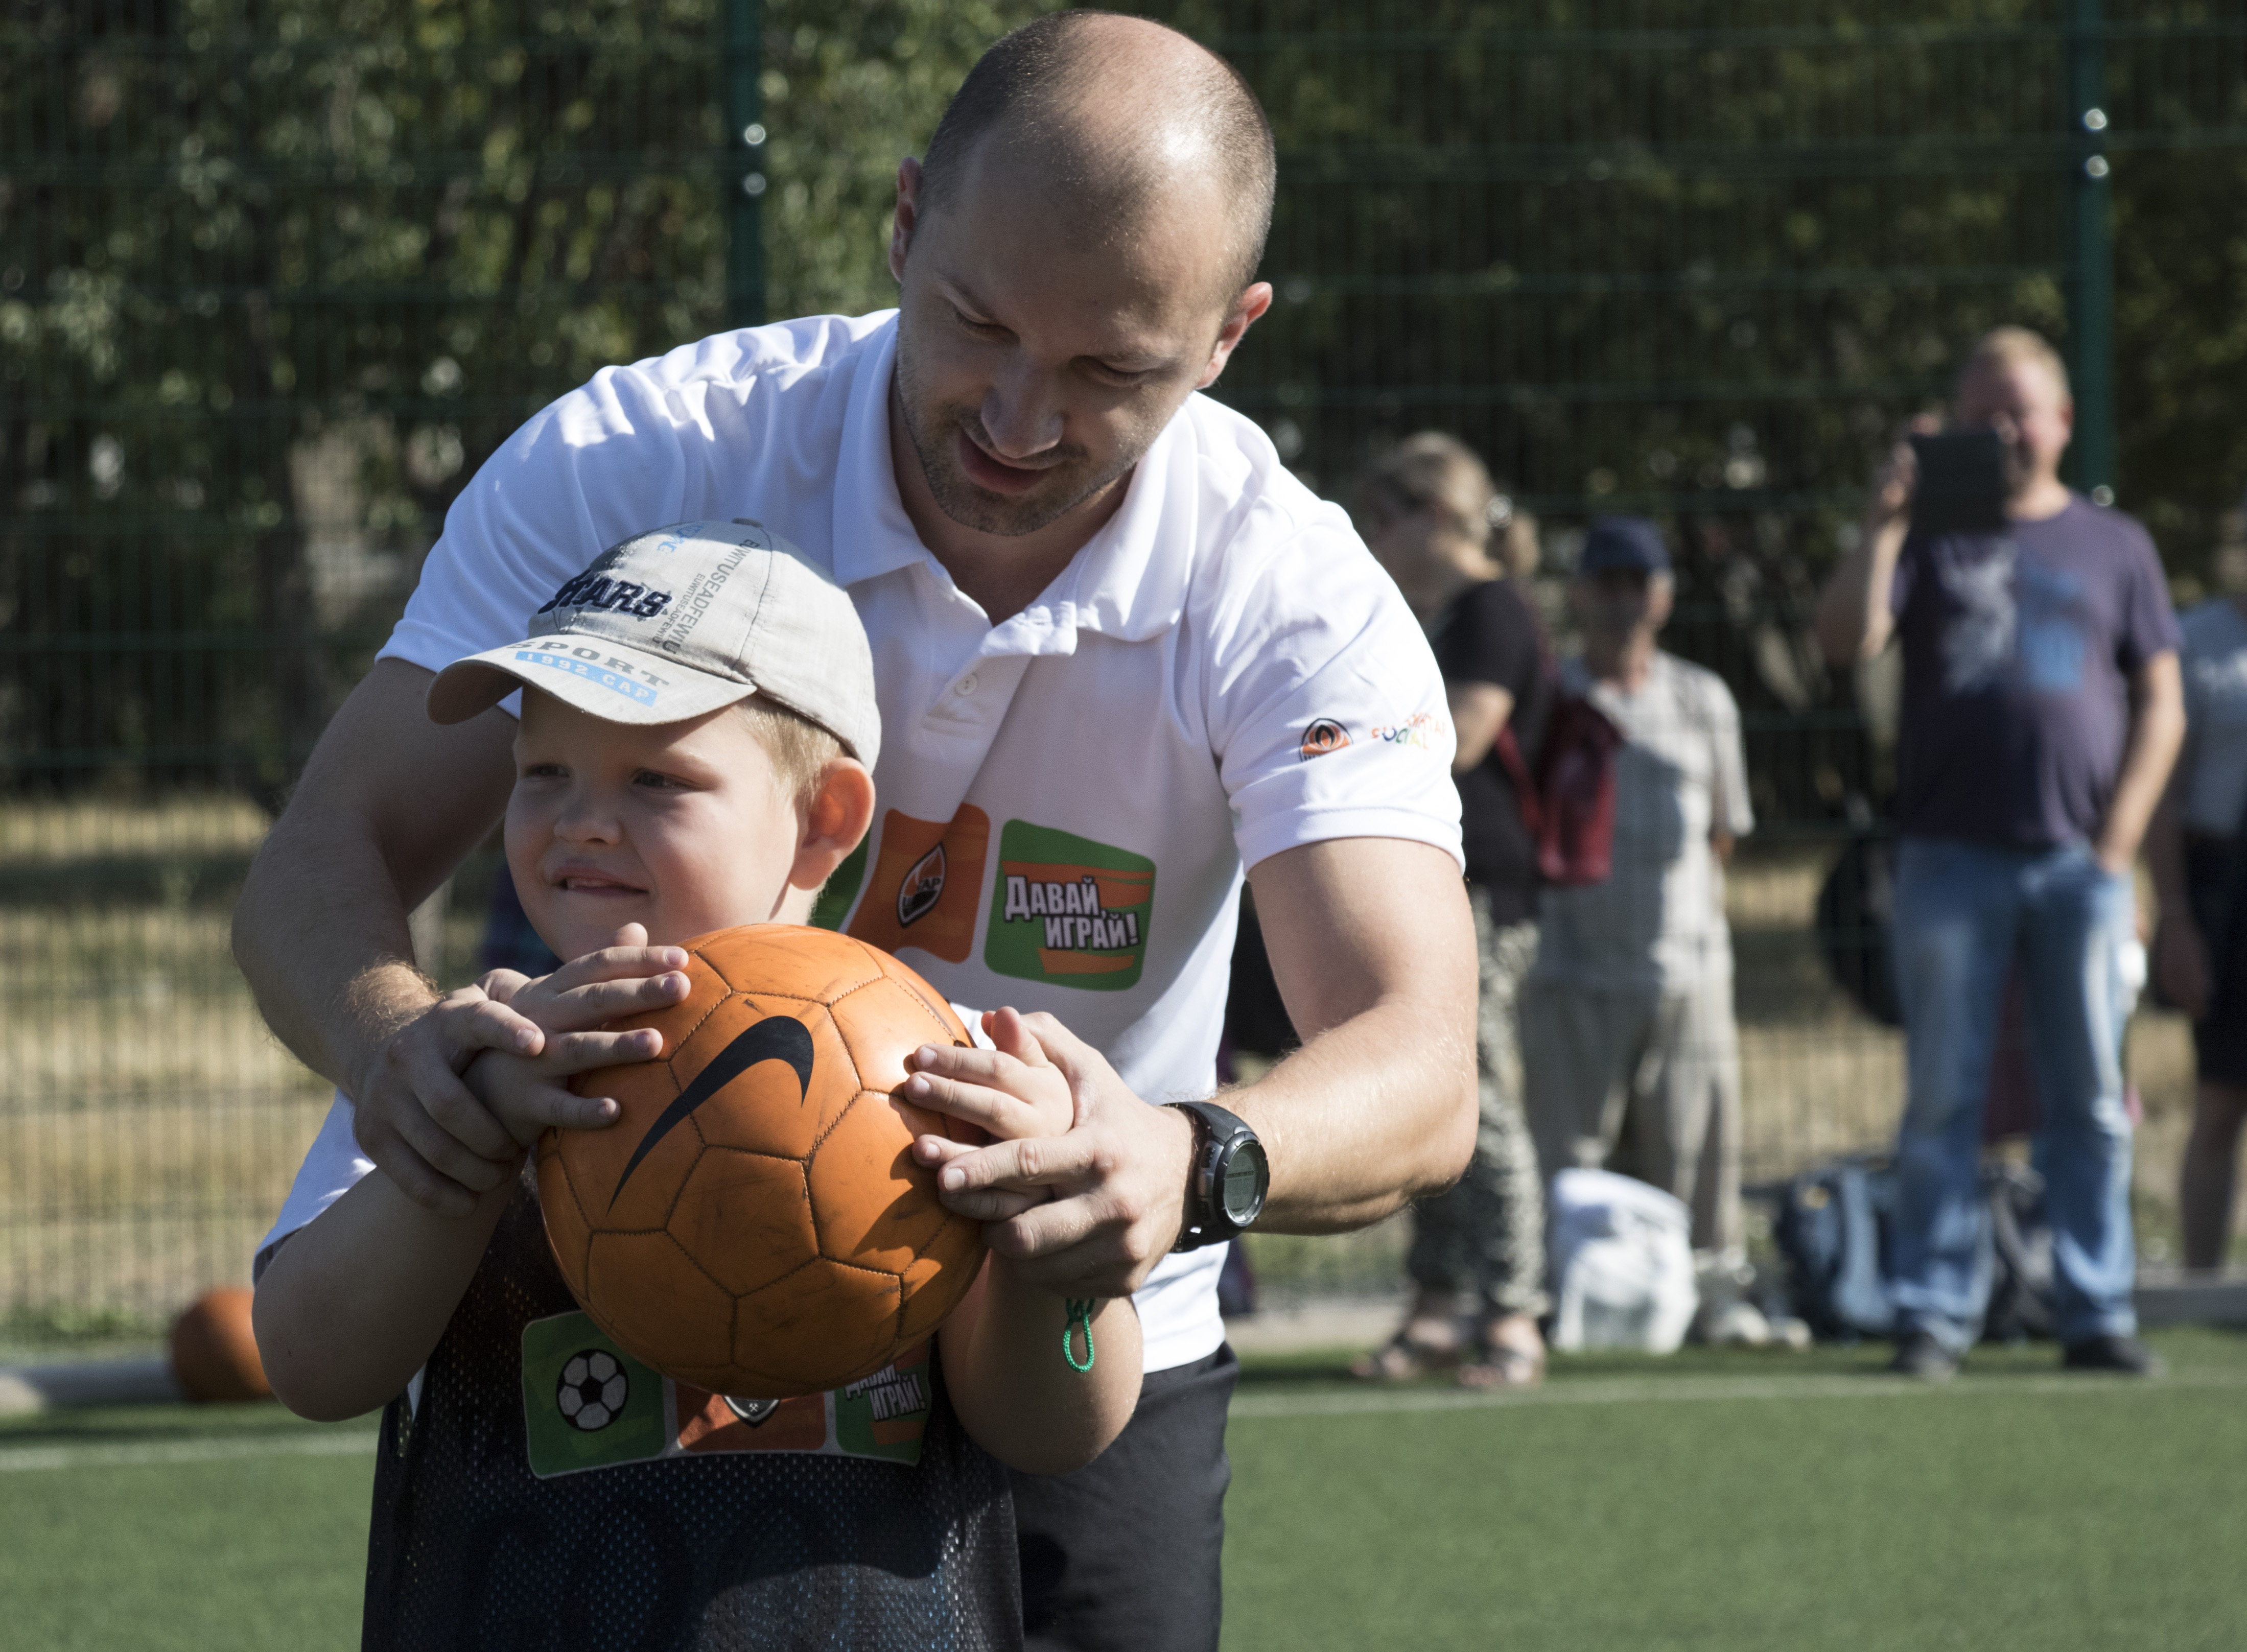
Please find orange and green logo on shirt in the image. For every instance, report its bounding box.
[843,805,990,963]
[984,820,1154,992]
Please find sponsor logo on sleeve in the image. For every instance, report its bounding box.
[844,806,991,963]
[984,820,1155,992]
[1368,711,1445,752]
[1299,718,1350,761]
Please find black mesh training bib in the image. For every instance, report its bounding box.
[360,1168,1021,1651]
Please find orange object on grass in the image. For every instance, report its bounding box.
[539,925,988,1399]
[171,1286,272,1403]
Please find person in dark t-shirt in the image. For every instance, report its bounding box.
[1817,326,2185,1381]
[1348,433,1553,1389]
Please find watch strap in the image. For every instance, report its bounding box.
[1167,1100,1259,1252]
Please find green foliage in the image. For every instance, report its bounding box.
[761,1,1061,318]
[0,0,1049,801]
[4,1,2242,810]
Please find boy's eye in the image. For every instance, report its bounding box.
[634,769,687,790]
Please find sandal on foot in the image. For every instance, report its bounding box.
[1456,1343,1544,1389]
[1348,1321,1461,1381]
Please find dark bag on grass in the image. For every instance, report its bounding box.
[1815,823,1902,1027]
[1980,1160,2057,1343]
[1774,1157,2056,1344]
[1774,1159,1898,1341]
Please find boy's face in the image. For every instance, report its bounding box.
[506,690,806,959]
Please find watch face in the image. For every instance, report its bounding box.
[1218,1140,1270,1227]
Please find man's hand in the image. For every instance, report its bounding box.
[348,988,551,1212]
[355,928,693,1212]
[913,1010,1196,1299]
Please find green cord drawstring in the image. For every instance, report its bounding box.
[1063,1299,1096,1372]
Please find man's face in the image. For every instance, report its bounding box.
[506,692,804,960]
[1571,568,1673,642]
[889,143,1262,539]
[1955,358,2073,492]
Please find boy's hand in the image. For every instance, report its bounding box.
[463,923,692,1149]
[481,925,693,1036]
[353,925,692,1213]
[909,1010,1198,1296]
[905,1008,1075,1142]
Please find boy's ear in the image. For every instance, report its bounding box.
[790,758,876,893]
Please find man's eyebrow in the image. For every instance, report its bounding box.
[937,274,1001,323]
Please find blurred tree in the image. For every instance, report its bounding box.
[1,0,1050,804]
[3,0,2239,817]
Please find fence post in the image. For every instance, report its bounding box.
[2066,0,2116,503]
[725,0,766,329]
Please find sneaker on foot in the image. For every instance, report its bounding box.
[1888,1331,1959,1382]
[2061,1334,2166,1377]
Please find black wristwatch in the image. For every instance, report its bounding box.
[1166,1100,1270,1252]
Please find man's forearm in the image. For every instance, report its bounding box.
[2145,776,2192,914]
[1814,516,1904,665]
[2097,653,2185,871]
[231,661,517,1097]
[1228,989,1474,1233]
[236,819,438,1095]
[1241,837,1479,1233]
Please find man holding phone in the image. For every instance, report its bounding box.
[1816,325,2184,1380]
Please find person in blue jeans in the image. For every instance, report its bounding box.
[1816,326,2185,1380]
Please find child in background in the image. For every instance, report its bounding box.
[252,522,1138,1651]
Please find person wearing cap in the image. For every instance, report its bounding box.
[1815,326,2183,1381]
[232,17,1476,1649]
[252,521,1145,1647]
[1520,516,1760,1319]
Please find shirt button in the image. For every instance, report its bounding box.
[954,674,979,697]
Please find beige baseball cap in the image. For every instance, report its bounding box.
[426,519,880,768]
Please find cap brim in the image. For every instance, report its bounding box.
[427,636,755,727]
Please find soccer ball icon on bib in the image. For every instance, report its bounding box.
[556,1349,630,1432]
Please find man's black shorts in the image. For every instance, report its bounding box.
[1012,1344,1237,1652]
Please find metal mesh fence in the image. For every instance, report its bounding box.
[4,2,2244,1329]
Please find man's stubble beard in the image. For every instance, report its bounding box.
[892,334,1154,540]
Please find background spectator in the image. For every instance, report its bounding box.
[1349,433,1553,1387]
[2150,489,2247,1271]
[1521,516,1762,1337]
[1815,325,2185,1379]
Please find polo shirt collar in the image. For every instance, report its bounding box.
[829,314,1195,654]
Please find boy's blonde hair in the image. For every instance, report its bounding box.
[1960,325,2072,402]
[733,695,846,804]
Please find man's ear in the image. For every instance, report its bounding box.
[888,157,924,286]
[1197,281,1274,390]
[791,758,876,893]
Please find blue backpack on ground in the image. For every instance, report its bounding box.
[1773,1158,2055,1344]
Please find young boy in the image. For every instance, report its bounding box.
[252,522,1139,1651]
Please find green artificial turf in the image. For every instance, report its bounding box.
[4,1332,2244,1650]
[0,1403,376,1651]
[1221,1328,2247,1652]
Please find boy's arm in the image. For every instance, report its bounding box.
[937,1260,1141,1475]
[253,1165,518,1422]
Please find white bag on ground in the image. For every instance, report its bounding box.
[1548,1168,1700,1353]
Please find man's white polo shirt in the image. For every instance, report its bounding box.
[273,311,1463,1374]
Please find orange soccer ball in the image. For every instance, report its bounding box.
[537,925,988,1398]
[171,1286,272,1403]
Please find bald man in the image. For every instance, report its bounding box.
[236,14,1477,1649]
